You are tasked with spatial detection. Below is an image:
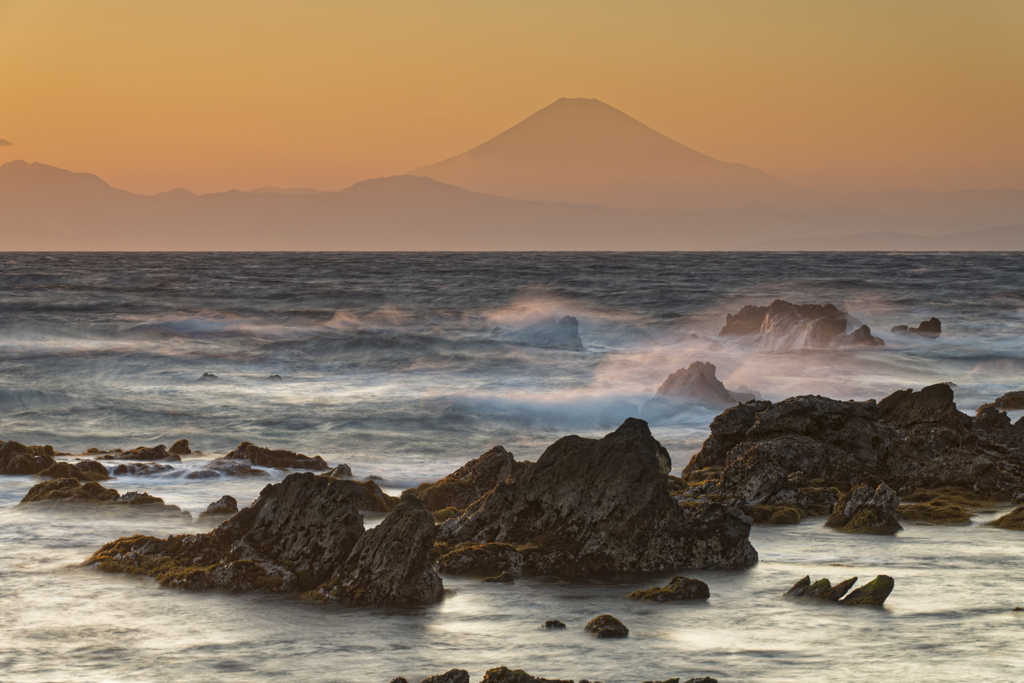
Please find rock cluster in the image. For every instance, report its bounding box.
[98,444,182,462]
[20,478,191,520]
[86,472,443,606]
[627,575,710,602]
[676,384,1024,529]
[435,419,756,578]
[784,574,894,606]
[641,362,756,422]
[186,458,270,479]
[0,441,56,475]
[38,459,110,482]
[223,441,328,470]
[404,446,530,513]
[719,299,884,349]
[891,317,941,338]
[395,671,714,683]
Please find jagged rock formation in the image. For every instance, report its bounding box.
[98,445,182,462]
[223,441,328,470]
[784,574,894,606]
[891,317,941,338]
[404,446,531,512]
[196,495,239,524]
[584,614,629,638]
[677,384,1024,521]
[168,439,192,455]
[348,479,399,513]
[825,478,902,534]
[0,441,56,475]
[435,419,756,577]
[87,472,443,605]
[304,494,443,606]
[38,460,110,481]
[641,361,756,421]
[627,575,710,602]
[325,463,354,478]
[976,390,1024,414]
[719,299,884,349]
[20,478,191,519]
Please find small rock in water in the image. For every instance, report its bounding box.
[224,441,328,470]
[840,575,895,606]
[420,670,469,683]
[196,495,239,524]
[584,614,629,638]
[891,317,941,338]
[267,374,283,381]
[784,575,811,597]
[198,372,219,381]
[627,575,710,602]
[168,439,191,455]
[542,619,566,629]
[482,571,515,583]
[1012,606,1023,612]
[785,574,894,606]
[682,679,719,683]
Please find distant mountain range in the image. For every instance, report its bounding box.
[3,97,1024,250]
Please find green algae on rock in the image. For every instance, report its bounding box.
[21,478,191,519]
[38,459,110,482]
[0,441,56,475]
[987,505,1024,531]
[784,574,894,606]
[627,575,710,602]
[825,478,902,534]
[840,575,895,606]
[584,614,629,638]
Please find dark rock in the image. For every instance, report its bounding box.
[168,439,191,455]
[543,619,567,629]
[198,372,219,381]
[682,678,718,683]
[421,671,470,683]
[223,441,328,470]
[38,460,110,482]
[641,362,756,422]
[719,299,883,348]
[0,441,56,475]
[88,473,366,592]
[304,495,443,606]
[268,374,283,381]
[483,571,516,583]
[891,317,941,338]
[840,575,895,606]
[404,446,530,512]
[112,462,174,477]
[584,614,628,638]
[187,458,271,478]
[987,505,1024,530]
[388,679,409,683]
[825,478,903,534]
[21,478,190,519]
[325,463,354,478]
[627,575,710,602]
[976,390,1024,414]
[480,667,574,683]
[196,495,239,524]
[348,479,399,513]
[436,419,756,577]
[99,445,181,463]
[784,576,811,597]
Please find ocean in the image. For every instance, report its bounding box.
[1,251,1023,682]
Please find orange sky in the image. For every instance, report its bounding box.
[0,0,1022,196]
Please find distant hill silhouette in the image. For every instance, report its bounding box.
[3,159,1024,251]
[412,97,804,210]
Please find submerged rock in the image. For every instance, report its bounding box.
[840,575,895,606]
[187,458,271,478]
[304,495,443,606]
[20,478,190,520]
[641,362,756,421]
[584,614,629,638]
[404,445,530,512]
[198,372,219,381]
[223,441,328,470]
[196,495,239,524]
[627,575,710,602]
[891,317,941,338]
[987,506,1024,530]
[436,419,756,577]
[38,459,110,482]
[112,462,175,477]
[543,619,567,629]
[0,441,56,475]
[825,478,903,534]
[719,299,883,349]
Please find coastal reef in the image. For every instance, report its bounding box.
[434,418,757,577]
[0,441,57,475]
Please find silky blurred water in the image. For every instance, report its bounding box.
[1,252,1023,682]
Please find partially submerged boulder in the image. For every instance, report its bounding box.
[719,299,883,349]
[186,458,271,479]
[891,317,941,338]
[168,439,192,455]
[21,478,190,520]
[38,459,110,482]
[112,462,174,477]
[421,671,470,683]
[641,362,756,421]
[627,575,710,602]
[987,506,1024,530]
[825,478,902,534]
[840,575,895,606]
[436,419,756,577]
[584,614,629,638]
[99,445,181,463]
[404,446,530,512]
[223,441,328,470]
[196,495,239,524]
[784,574,893,606]
[305,494,443,606]
[0,441,56,475]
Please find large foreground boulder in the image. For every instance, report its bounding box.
[21,478,191,520]
[719,299,883,349]
[641,362,756,421]
[678,384,1024,520]
[304,494,443,606]
[223,441,328,470]
[404,446,531,512]
[435,419,756,577]
[86,473,444,605]
[0,441,56,475]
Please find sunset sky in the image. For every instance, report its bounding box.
[1,0,1022,195]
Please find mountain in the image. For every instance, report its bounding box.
[411,97,803,210]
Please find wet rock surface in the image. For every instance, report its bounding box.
[825,478,903,534]
[784,574,894,606]
[627,575,710,602]
[20,478,191,519]
[112,462,174,477]
[38,459,110,482]
[404,445,530,513]
[187,458,271,478]
[168,439,191,455]
[325,463,354,478]
[641,362,756,421]
[677,384,1024,520]
[421,671,470,683]
[719,299,883,348]
[98,445,182,462]
[0,441,56,475]
[435,419,756,577]
[891,317,941,338]
[584,614,629,638]
[223,441,329,470]
[987,505,1024,530]
[196,495,239,524]
[348,479,400,513]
